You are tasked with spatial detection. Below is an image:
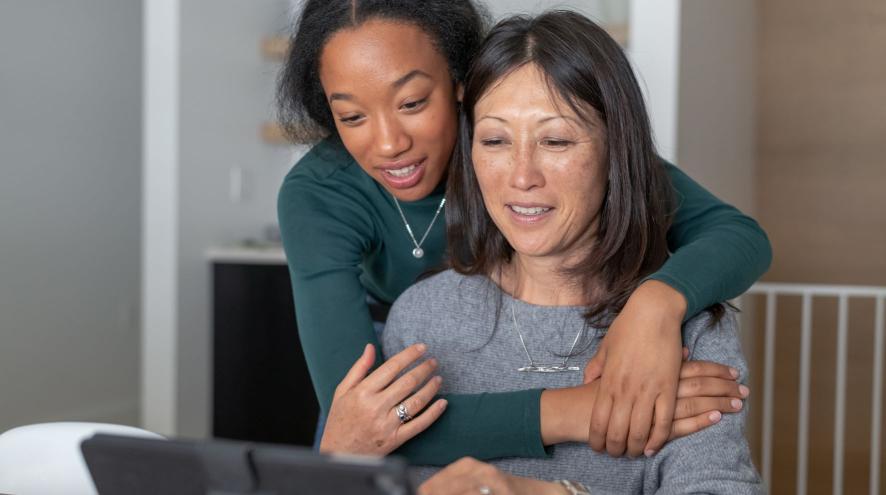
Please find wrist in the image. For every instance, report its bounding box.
[508,475,568,495]
[633,280,687,323]
[540,383,595,445]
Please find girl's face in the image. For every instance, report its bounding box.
[471,63,608,265]
[319,19,459,202]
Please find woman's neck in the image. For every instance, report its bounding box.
[497,254,589,307]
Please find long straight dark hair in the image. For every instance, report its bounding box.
[448,10,676,325]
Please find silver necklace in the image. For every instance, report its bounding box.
[510,302,582,373]
[392,195,446,259]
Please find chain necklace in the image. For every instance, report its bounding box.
[510,302,582,373]
[392,195,446,259]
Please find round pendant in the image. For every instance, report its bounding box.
[412,247,424,258]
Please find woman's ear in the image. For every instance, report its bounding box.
[456,83,465,103]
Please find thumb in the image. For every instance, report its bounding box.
[583,347,607,384]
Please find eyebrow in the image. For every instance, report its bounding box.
[477,114,586,126]
[328,70,432,103]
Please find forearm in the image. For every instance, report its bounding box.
[660,162,772,318]
[395,389,549,465]
[289,271,380,413]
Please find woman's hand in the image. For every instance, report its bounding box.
[319,343,448,455]
[583,280,686,458]
[418,457,564,495]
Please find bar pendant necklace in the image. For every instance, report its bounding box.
[510,303,582,373]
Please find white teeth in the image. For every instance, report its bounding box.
[386,164,417,178]
[509,205,550,216]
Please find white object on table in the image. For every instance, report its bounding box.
[0,421,164,495]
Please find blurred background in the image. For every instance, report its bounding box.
[0,1,883,493]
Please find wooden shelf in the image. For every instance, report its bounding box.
[606,23,629,47]
[261,122,291,145]
[261,36,290,61]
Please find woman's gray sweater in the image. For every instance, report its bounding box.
[382,270,762,494]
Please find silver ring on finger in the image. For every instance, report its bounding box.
[478,486,492,495]
[396,402,412,423]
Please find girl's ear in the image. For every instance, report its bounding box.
[456,83,465,103]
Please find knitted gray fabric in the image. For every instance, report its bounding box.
[382,270,763,494]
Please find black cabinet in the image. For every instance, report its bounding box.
[212,262,319,446]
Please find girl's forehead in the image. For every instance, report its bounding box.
[320,19,450,85]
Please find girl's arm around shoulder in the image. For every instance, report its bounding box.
[653,162,772,319]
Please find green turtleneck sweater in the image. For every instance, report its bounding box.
[277,137,771,465]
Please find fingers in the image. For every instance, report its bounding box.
[669,410,723,440]
[644,393,674,456]
[418,457,499,495]
[394,374,445,433]
[674,396,744,420]
[363,343,427,391]
[335,343,376,394]
[680,360,739,380]
[587,393,612,452]
[625,396,655,457]
[604,398,633,457]
[382,357,439,407]
[583,350,605,384]
[398,396,448,444]
[677,376,749,399]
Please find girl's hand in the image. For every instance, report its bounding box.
[583,280,686,458]
[418,457,564,495]
[319,343,447,455]
[543,357,747,448]
[670,359,748,439]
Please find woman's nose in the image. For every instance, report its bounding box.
[373,115,411,158]
[508,144,545,190]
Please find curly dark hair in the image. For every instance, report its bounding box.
[276,0,490,143]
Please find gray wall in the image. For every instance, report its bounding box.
[174,0,298,436]
[0,0,142,430]
[678,0,757,214]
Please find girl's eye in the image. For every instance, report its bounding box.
[339,114,363,124]
[402,98,428,111]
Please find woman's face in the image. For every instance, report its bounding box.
[472,63,608,264]
[319,19,459,202]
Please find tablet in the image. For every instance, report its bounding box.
[81,433,414,495]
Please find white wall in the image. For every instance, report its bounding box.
[142,0,298,437]
[0,0,142,431]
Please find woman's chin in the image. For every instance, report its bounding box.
[509,242,554,260]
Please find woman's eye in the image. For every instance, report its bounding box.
[480,138,507,147]
[541,138,572,148]
[402,98,428,111]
